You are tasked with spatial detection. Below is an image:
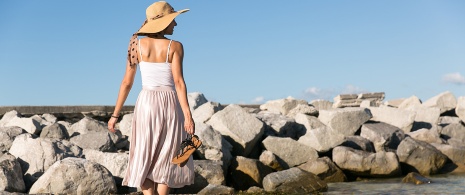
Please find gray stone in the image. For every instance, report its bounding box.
[259,97,308,115]
[246,186,265,193]
[298,157,347,183]
[447,138,465,148]
[5,117,41,135]
[188,92,208,111]
[176,160,224,194]
[422,91,457,114]
[398,96,422,110]
[197,184,234,195]
[318,107,372,136]
[402,172,432,185]
[310,99,333,111]
[441,123,465,142]
[0,126,24,153]
[457,97,465,122]
[259,150,283,171]
[262,136,318,169]
[408,128,444,144]
[384,98,406,108]
[286,104,318,118]
[262,167,328,193]
[332,146,401,177]
[431,143,465,164]
[340,136,375,152]
[438,116,462,126]
[9,134,82,189]
[83,149,128,184]
[193,102,222,123]
[28,157,117,194]
[41,114,57,124]
[69,116,108,137]
[368,106,416,133]
[117,113,133,139]
[0,154,25,192]
[396,137,448,175]
[70,131,116,152]
[408,106,441,131]
[255,111,302,138]
[298,126,345,153]
[206,105,264,156]
[229,156,274,190]
[40,123,69,140]
[195,123,232,173]
[294,113,325,133]
[0,110,20,127]
[360,122,406,152]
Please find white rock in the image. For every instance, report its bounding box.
[193,102,222,123]
[422,91,457,114]
[5,117,41,135]
[368,106,416,133]
[0,154,25,192]
[0,110,20,127]
[318,107,372,136]
[456,97,465,122]
[188,92,208,111]
[83,149,128,183]
[260,97,308,115]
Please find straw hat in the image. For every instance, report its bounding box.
[137,1,189,34]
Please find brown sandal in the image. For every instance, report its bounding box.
[172,134,202,167]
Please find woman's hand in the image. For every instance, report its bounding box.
[184,117,195,135]
[108,116,118,133]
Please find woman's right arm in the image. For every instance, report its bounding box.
[108,59,137,133]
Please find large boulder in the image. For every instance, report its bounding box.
[408,129,444,144]
[117,113,133,138]
[398,96,422,110]
[176,160,224,194]
[193,102,222,123]
[69,116,108,137]
[294,113,325,137]
[254,111,303,139]
[340,136,375,152]
[188,92,208,111]
[368,106,416,133]
[259,150,283,171]
[206,105,264,157]
[40,123,69,140]
[441,123,465,142]
[70,131,117,152]
[0,111,21,127]
[318,107,372,136]
[259,97,308,115]
[28,157,117,194]
[396,137,449,175]
[4,117,41,135]
[297,126,345,153]
[332,146,401,177]
[456,97,465,122]
[262,167,327,194]
[9,134,82,188]
[384,98,406,108]
[229,156,274,190]
[0,154,25,192]
[262,136,318,168]
[83,149,128,184]
[0,126,24,153]
[286,104,318,118]
[360,122,406,152]
[430,143,465,165]
[422,91,457,114]
[298,157,347,182]
[195,123,232,173]
[310,99,333,111]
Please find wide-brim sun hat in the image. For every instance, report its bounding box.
[137,1,189,34]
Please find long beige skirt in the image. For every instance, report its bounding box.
[122,86,194,188]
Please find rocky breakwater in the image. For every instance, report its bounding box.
[1,91,465,194]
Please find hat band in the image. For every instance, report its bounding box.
[149,9,175,21]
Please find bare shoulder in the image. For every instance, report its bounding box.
[170,40,184,51]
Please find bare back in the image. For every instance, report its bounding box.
[138,38,174,63]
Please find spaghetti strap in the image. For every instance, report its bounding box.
[166,40,173,63]
[138,39,143,61]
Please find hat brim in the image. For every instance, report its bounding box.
[137,9,189,34]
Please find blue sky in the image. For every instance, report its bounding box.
[0,1,464,106]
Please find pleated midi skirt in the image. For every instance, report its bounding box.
[122,86,194,188]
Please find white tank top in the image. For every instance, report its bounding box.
[138,39,175,88]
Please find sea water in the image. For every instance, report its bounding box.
[324,173,465,194]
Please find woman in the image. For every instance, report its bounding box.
[107,1,194,195]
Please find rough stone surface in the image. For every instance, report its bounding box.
[422,91,457,114]
[176,160,224,194]
[398,96,422,110]
[298,126,345,153]
[229,156,274,190]
[0,126,24,153]
[368,106,416,133]
[438,116,462,126]
[206,105,264,156]
[195,123,232,173]
[402,172,432,185]
[83,149,128,184]
[396,137,449,175]
[360,122,406,152]
[9,134,82,189]
[298,157,347,182]
[0,154,25,192]
[246,186,265,193]
[40,123,69,140]
[294,113,325,134]
[262,167,328,193]
[262,136,318,168]
[441,123,465,143]
[255,111,303,138]
[408,129,444,144]
[193,102,222,123]
[197,184,234,195]
[430,143,465,165]
[117,113,133,138]
[188,92,208,111]
[259,97,308,115]
[4,117,41,135]
[0,110,20,127]
[384,98,406,108]
[456,97,465,122]
[286,104,318,118]
[332,146,401,177]
[69,116,108,137]
[70,131,116,152]
[318,107,372,136]
[340,136,375,152]
[259,150,283,171]
[310,99,333,111]
[28,157,117,194]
